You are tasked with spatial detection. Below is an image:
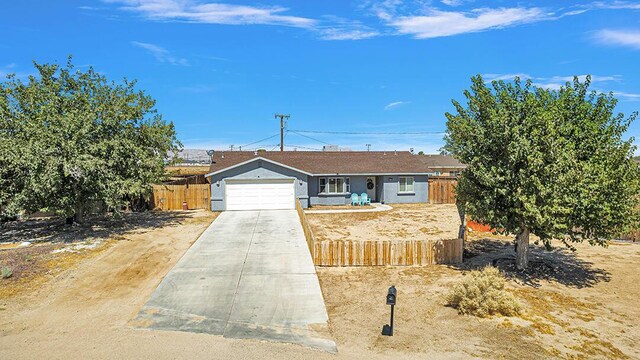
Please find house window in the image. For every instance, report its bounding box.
[399,176,414,193]
[320,177,347,194]
[328,177,345,193]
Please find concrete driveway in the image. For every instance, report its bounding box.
[135,210,336,353]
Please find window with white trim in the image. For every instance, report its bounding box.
[328,177,345,193]
[399,176,414,193]
[319,177,348,194]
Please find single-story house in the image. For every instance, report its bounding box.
[204,151,432,211]
[416,154,466,177]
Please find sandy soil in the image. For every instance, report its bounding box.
[1,208,639,359]
[307,203,460,242]
[318,237,640,359]
[0,210,339,360]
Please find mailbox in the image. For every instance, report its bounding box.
[382,285,397,336]
[386,285,397,306]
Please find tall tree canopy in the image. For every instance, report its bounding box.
[445,75,639,269]
[0,57,180,222]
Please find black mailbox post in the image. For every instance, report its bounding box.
[382,285,396,336]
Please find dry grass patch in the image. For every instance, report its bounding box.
[0,241,112,299]
[307,203,460,242]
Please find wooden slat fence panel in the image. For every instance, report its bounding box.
[152,184,210,210]
[186,184,211,210]
[313,238,463,266]
[428,176,458,204]
[296,200,315,255]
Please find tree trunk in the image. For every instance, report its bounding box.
[516,228,530,270]
[73,204,84,224]
[456,201,466,240]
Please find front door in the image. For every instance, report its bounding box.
[366,177,376,201]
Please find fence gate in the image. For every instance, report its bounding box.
[428,176,457,204]
[152,184,210,210]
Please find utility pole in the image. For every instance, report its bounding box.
[366,144,371,152]
[274,114,290,152]
[229,145,234,151]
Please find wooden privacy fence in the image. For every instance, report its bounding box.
[151,184,210,210]
[313,238,463,266]
[428,176,457,204]
[620,229,640,242]
[296,200,315,254]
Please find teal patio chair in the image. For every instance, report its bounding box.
[351,193,360,206]
[360,193,371,205]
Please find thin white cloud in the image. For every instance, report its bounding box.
[317,15,380,40]
[594,29,640,49]
[104,0,315,28]
[483,74,622,84]
[483,73,533,81]
[387,7,549,39]
[590,1,640,10]
[319,28,379,40]
[0,64,32,79]
[612,91,640,101]
[482,73,639,101]
[441,0,473,6]
[106,0,379,41]
[384,101,411,110]
[131,41,189,66]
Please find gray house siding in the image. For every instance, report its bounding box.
[379,175,428,204]
[308,175,427,206]
[209,160,308,211]
[207,158,428,210]
[308,175,372,206]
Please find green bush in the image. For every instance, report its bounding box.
[447,266,521,317]
[1,266,12,279]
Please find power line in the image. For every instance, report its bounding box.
[241,133,280,148]
[287,129,445,135]
[287,130,332,145]
[242,144,279,151]
[285,144,323,151]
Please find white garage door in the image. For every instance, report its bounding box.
[225,179,296,211]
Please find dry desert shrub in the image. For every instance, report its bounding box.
[447,266,521,317]
[1,266,13,279]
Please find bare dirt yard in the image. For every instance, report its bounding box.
[307,203,461,241]
[1,205,639,359]
[310,203,640,359]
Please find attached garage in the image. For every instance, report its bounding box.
[224,179,295,211]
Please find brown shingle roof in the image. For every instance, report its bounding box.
[415,154,467,168]
[206,151,432,176]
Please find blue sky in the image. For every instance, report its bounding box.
[2,0,640,153]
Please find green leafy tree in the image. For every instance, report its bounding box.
[0,57,181,223]
[445,75,639,270]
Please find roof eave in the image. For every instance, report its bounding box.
[204,156,313,178]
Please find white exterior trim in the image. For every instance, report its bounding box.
[205,156,312,178]
[312,172,430,176]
